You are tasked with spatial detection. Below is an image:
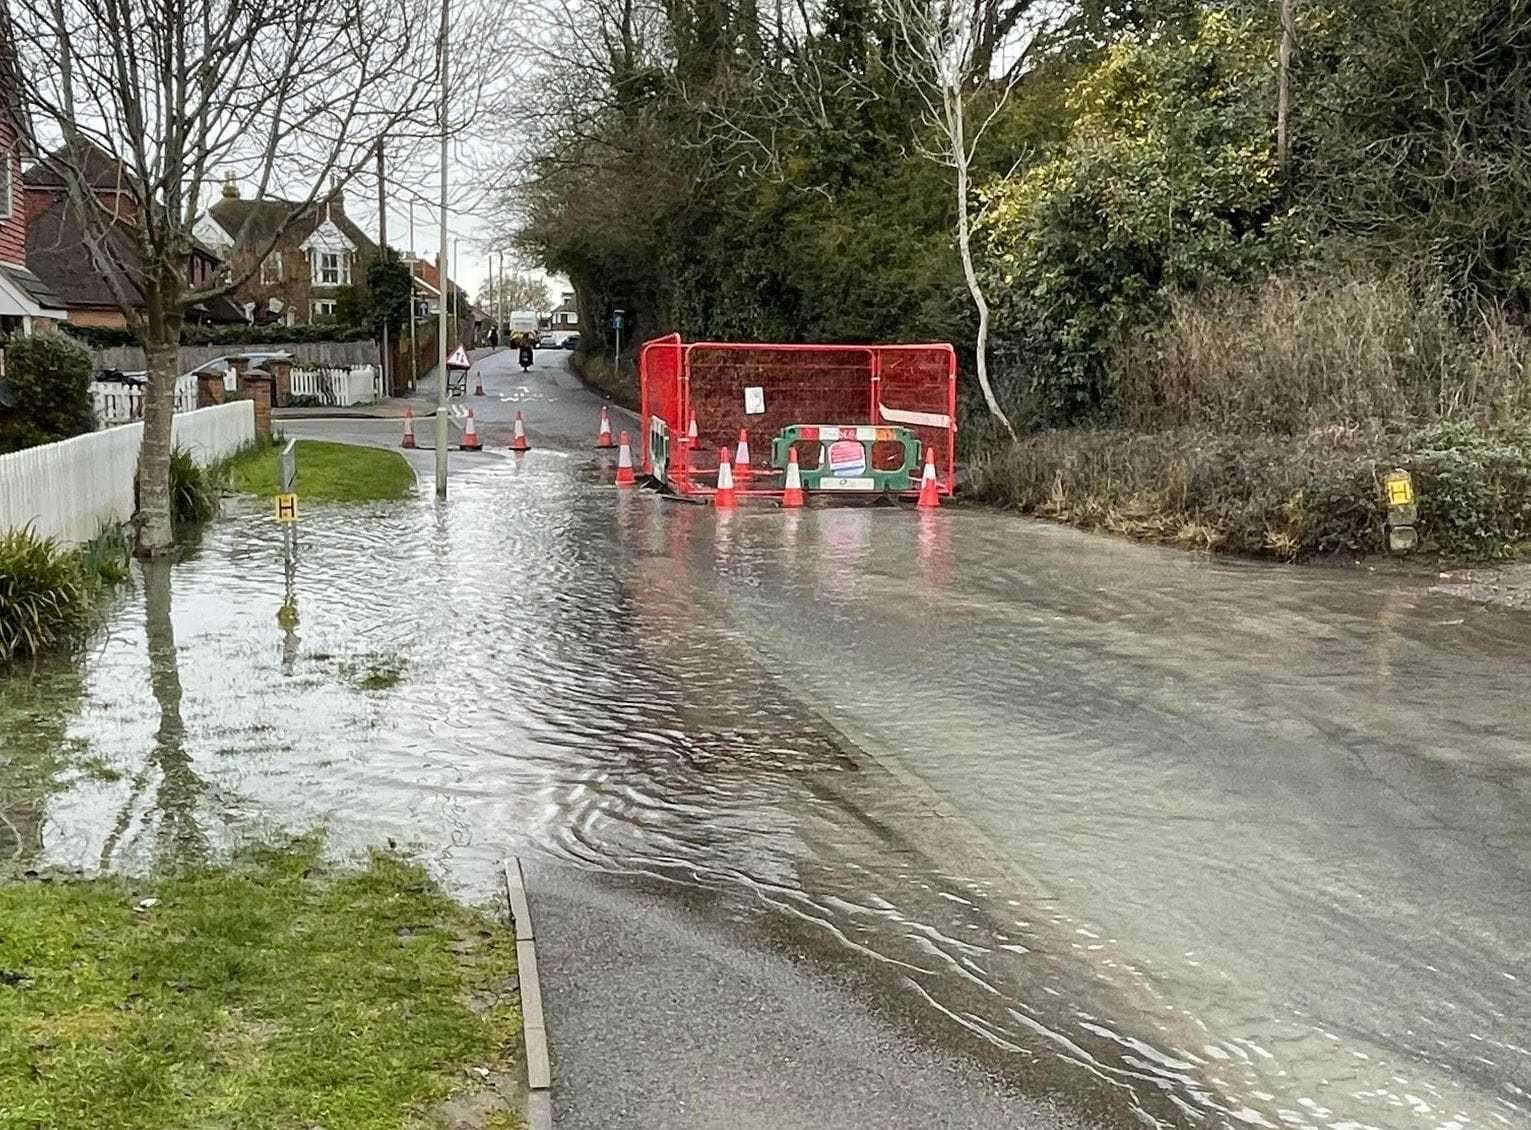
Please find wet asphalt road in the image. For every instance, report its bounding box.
[10,347,1529,1129]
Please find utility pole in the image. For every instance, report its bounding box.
[1277,0,1294,175]
[408,199,417,391]
[376,139,389,397]
[497,250,504,350]
[435,0,450,499]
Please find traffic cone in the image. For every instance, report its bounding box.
[734,428,752,478]
[781,447,805,508]
[595,406,617,449]
[473,369,485,396]
[615,431,636,486]
[915,445,940,509]
[687,413,699,448]
[714,448,736,508]
[511,410,530,452]
[460,408,483,452]
[401,407,416,449]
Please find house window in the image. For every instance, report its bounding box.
[0,156,10,219]
[311,299,337,322]
[260,252,283,285]
[315,251,349,287]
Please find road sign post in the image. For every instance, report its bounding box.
[611,308,625,384]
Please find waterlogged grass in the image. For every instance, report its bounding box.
[226,440,415,503]
[0,838,522,1129]
[339,652,409,693]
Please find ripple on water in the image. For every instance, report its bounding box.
[3,465,1528,1130]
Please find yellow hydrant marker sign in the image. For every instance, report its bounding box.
[1384,471,1414,507]
[275,493,299,522]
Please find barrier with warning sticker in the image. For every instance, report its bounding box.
[639,336,956,499]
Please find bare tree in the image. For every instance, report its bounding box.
[882,0,1053,442]
[2,0,500,553]
[477,271,552,312]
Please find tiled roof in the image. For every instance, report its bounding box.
[26,197,144,308]
[206,196,377,257]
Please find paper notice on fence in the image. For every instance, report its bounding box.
[878,403,951,429]
[743,386,766,415]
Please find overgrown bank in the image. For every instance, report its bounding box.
[972,276,1531,561]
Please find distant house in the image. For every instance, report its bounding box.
[24,144,241,328]
[405,253,467,318]
[196,174,378,326]
[548,291,580,332]
[0,55,66,343]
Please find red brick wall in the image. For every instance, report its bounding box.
[0,116,26,267]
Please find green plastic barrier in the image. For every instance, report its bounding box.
[769,424,921,492]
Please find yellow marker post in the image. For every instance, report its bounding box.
[1383,469,1416,553]
[275,493,299,522]
[1384,471,1414,507]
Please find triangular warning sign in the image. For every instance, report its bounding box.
[446,346,471,370]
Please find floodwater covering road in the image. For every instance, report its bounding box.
[2,348,1527,1130]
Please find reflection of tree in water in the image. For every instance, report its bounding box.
[0,653,87,869]
[100,559,208,870]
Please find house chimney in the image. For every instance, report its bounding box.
[221,171,238,199]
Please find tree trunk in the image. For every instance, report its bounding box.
[1277,0,1294,174]
[949,84,1018,443]
[134,279,184,556]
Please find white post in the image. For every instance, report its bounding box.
[409,200,418,390]
[434,0,450,499]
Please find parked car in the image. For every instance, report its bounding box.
[561,334,580,350]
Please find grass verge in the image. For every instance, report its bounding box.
[224,439,415,502]
[570,350,638,411]
[0,837,522,1129]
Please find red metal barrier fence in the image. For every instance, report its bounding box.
[639,337,956,498]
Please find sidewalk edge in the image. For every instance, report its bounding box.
[503,857,553,1130]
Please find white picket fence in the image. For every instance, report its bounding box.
[0,401,256,544]
[290,364,379,407]
[92,372,200,424]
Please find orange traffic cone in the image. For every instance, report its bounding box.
[473,370,485,396]
[511,410,530,452]
[733,428,752,478]
[687,413,699,448]
[401,407,416,449]
[915,445,941,509]
[714,448,736,507]
[781,447,805,508]
[460,408,483,452]
[595,407,617,448]
[615,431,636,486]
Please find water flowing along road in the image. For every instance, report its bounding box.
[6,347,1527,1129]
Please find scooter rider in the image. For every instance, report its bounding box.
[518,335,534,372]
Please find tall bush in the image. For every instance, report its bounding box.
[977,11,1297,425]
[0,333,95,453]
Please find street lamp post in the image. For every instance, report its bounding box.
[434,0,450,499]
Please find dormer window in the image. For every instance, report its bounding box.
[260,251,283,285]
[315,251,349,286]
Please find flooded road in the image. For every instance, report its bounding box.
[3,351,1528,1129]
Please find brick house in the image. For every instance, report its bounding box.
[548,291,580,333]
[0,50,66,346]
[196,175,378,326]
[24,143,241,328]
